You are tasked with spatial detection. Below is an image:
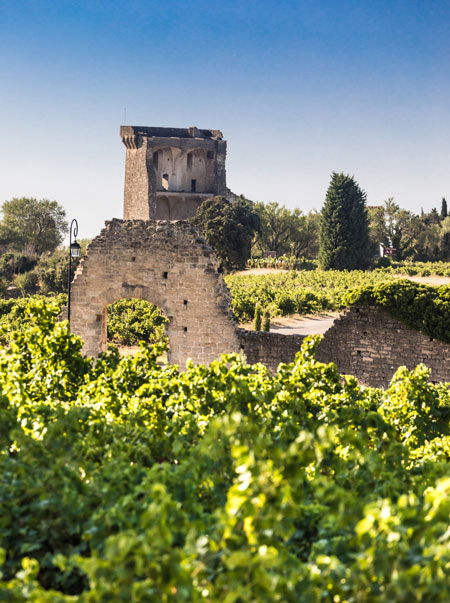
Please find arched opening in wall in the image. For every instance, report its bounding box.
[106,298,169,357]
[162,173,169,191]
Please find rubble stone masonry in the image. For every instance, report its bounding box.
[69,219,240,365]
[238,306,450,387]
[120,126,230,221]
[316,306,450,387]
[69,219,450,386]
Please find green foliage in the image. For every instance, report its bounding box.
[345,279,450,343]
[3,310,450,600]
[0,252,38,282]
[228,263,450,324]
[0,197,68,254]
[254,303,262,331]
[0,294,67,345]
[377,259,450,277]
[253,202,320,258]
[14,271,39,296]
[37,241,89,295]
[369,199,450,262]
[107,299,168,346]
[226,269,398,322]
[319,172,371,270]
[193,196,260,271]
[247,255,318,270]
[262,309,270,331]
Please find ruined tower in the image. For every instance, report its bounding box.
[121,125,232,221]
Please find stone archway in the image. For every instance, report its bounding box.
[69,219,240,365]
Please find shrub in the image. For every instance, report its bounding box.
[345,280,450,343]
[14,271,39,295]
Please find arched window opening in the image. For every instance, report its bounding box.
[187,153,193,170]
[107,298,168,358]
[191,179,196,192]
[162,173,169,190]
[153,152,159,169]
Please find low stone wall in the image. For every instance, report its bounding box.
[316,306,450,387]
[237,329,305,373]
[238,307,450,388]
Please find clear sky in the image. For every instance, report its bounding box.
[1,0,449,238]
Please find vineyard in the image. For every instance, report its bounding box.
[2,301,450,600]
[225,269,398,322]
[245,258,450,276]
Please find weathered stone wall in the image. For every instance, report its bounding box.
[69,220,240,365]
[237,307,450,387]
[316,306,450,387]
[237,330,306,373]
[120,126,228,221]
[121,133,152,220]
[69,220,450,387]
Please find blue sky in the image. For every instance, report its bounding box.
[1,0,449,238]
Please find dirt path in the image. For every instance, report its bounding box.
[242,312,341,336]
[393,275,450,286]
[234,268,288,276]
[270,313,340,335]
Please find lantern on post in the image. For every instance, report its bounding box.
[67,219,80,325]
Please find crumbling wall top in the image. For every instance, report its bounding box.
[120,125,223,141]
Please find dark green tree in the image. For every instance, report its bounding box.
[441,197,448,220]
[254,304,262,331]
[319,172,370,270]
[0,252,38,283]
[0,197,68,254]
[193,196,260,271]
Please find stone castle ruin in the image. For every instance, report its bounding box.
[69,219,240,363]
[67,124,450,387]
[121,125,235,221]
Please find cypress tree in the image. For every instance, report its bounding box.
[254,304,262,331]
[441,197,448,220]
[319,172,370,270]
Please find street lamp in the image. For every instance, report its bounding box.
[67,219,80,324]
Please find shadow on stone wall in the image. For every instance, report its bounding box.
[237,306,450,388]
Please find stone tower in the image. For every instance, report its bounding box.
[121,125,233,221]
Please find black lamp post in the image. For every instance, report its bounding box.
[67,219,81,324]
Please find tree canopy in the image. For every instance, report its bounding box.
[193,196,260,271]
[252,202,319,259]
[319,172,370,270]
[0,197,68,255]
